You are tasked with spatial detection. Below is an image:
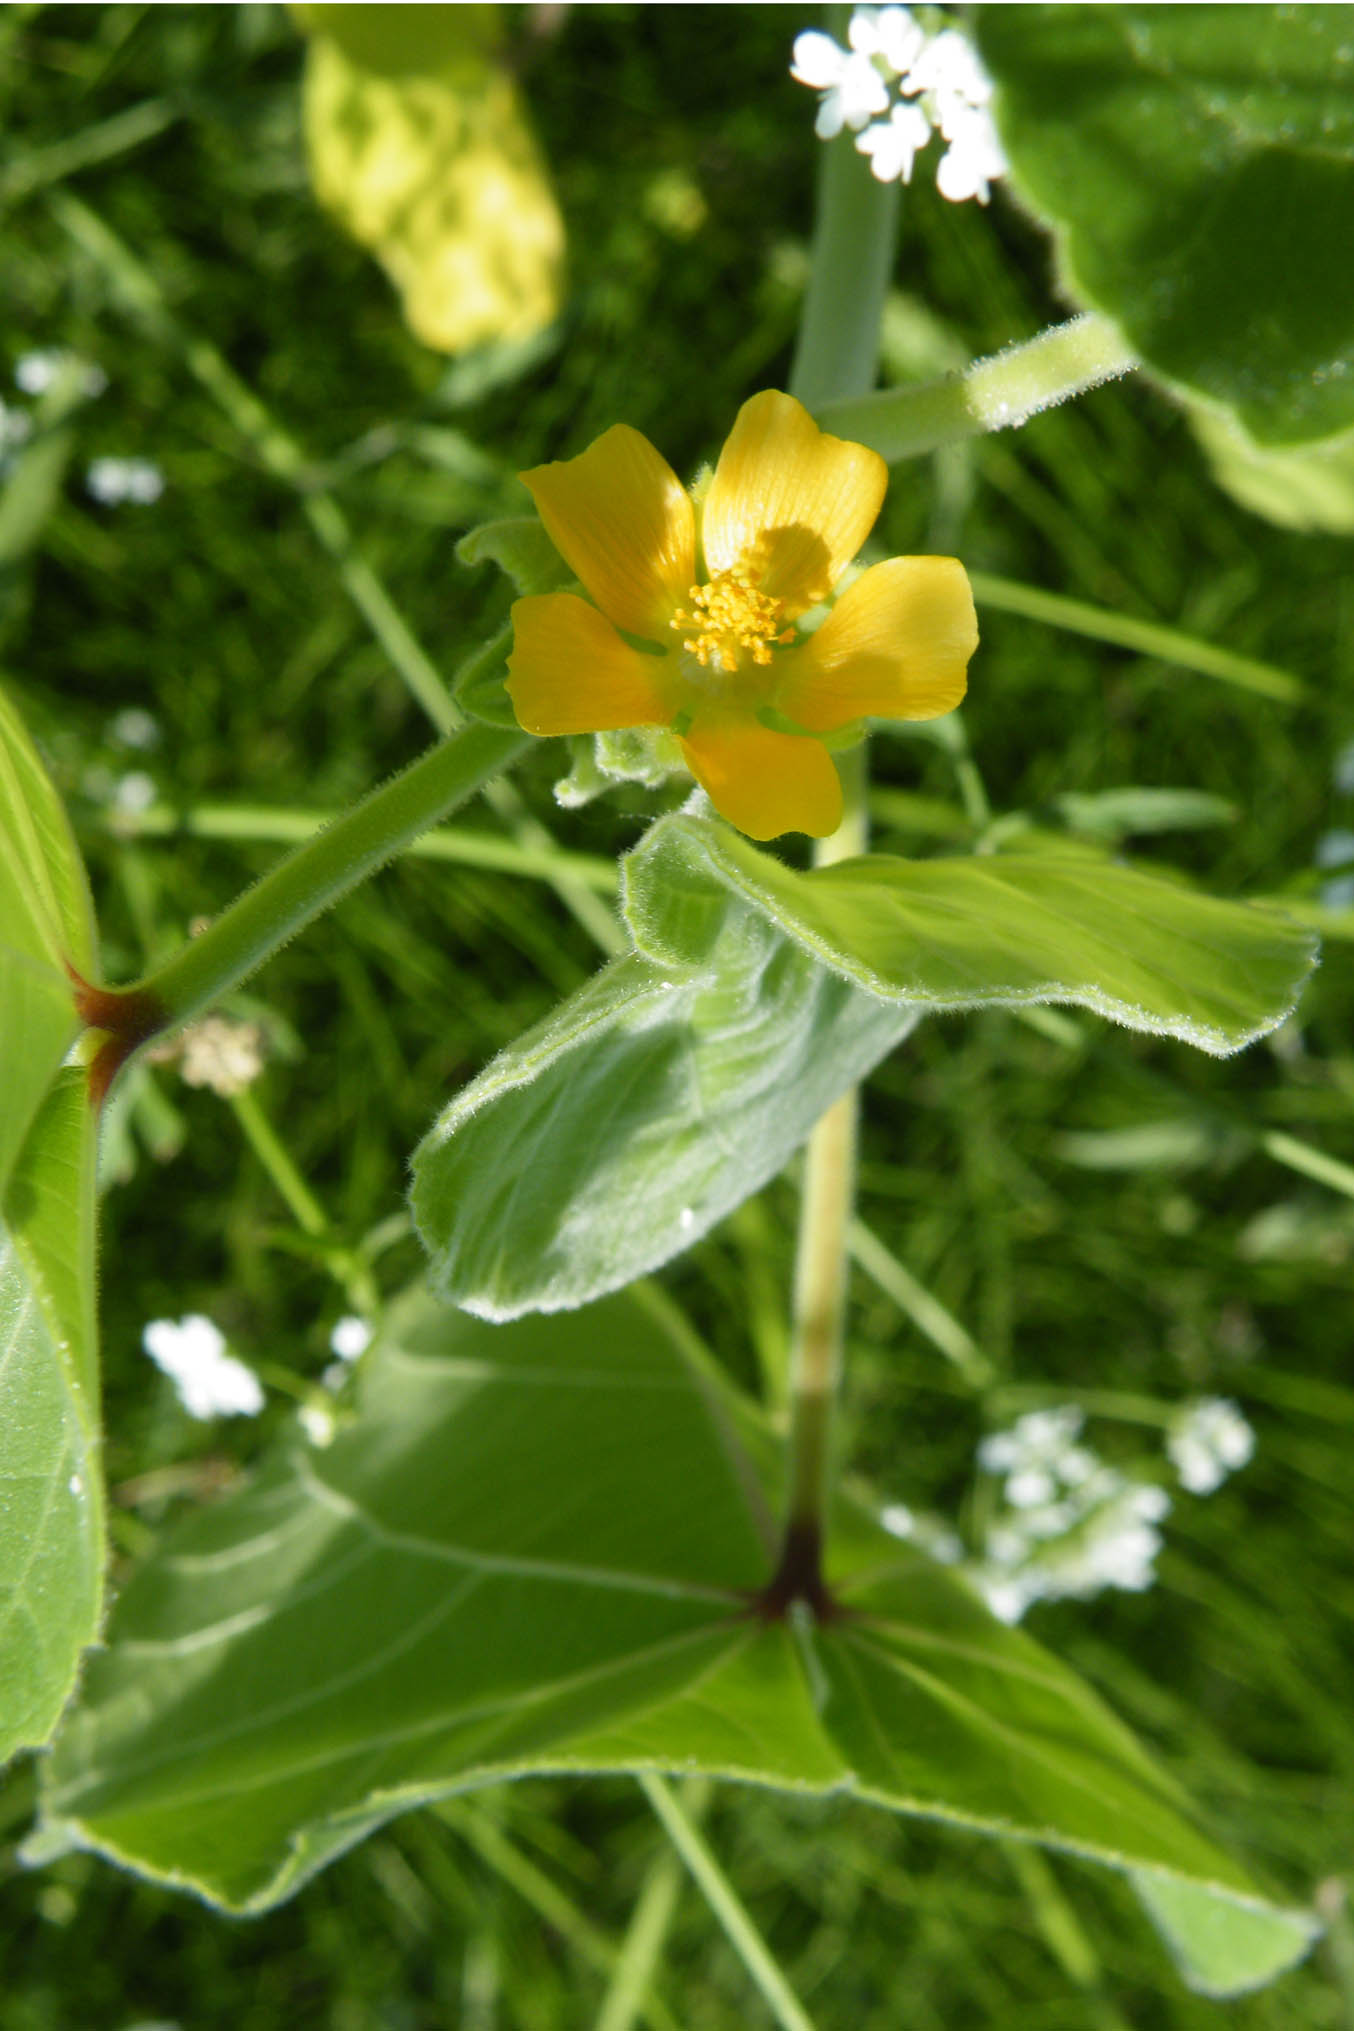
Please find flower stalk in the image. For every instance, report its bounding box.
[756,748,868,1620]
[814,312,1137,465]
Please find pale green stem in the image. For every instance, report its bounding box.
[638,1776,818,2031]
[780,749,869,1552]
[122,723,526,1031]
[790,130,900,407]
[814,312,1137,463]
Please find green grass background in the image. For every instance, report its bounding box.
[2,4,1353,2025]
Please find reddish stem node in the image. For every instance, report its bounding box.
[66,964,169,1109]
[749,1519,844,1625]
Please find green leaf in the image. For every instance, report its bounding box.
[624,815,1315,1058]
[0,683,93,1201]
[456,516,572,595]
[1191,403,1354,533]
[1130,1870,1320,1998]
[412,818,1311,1321]
[411,937,916,1322]
[40,1288,1315,1994]
[1,1068,103,1764]
[977,5,1354,444]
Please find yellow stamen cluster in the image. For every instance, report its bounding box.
[670,568,795,674]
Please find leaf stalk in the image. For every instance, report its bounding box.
[73,724,527,1096]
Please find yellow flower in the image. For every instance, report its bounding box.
[505,389,978,840]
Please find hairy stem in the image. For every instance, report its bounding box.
[814,312,1137,464]
[80,724,526,1092]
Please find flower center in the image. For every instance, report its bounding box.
[669,568,794,675]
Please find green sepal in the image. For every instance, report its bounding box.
[456,515,573,595]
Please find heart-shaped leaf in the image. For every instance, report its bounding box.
[41,1286,1316,1992]
[2,1069,103,1763]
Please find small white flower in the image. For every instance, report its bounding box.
[879,1502,961,1561]
[0,397,32,454]
[87,455,164,506]
[978,1572,1045,1624]
[979,1406,1085,1479]
[1320,875,1354,911]
[857,100,932,183]
[330,1315,372,1362]
[790,27,889,138]
[298,1400,337,1447]
[1005,1465,1057,1509]
[178,1015,265,1098]
[985,1522,1031,1569]
[108,707,161,751]
[1168,1397,1255,1495]
[849,5,926,77]
[903,25,993,108]
[15,348,104,398]
[143,1314,264,1420]
[1316,829,1354,869]
[15,350,62,395]
[934,102,1008,205]
[112,769,157,815]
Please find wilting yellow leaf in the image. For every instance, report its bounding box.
[298,3,564,355]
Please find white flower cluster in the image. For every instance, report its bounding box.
[87,454,165,506]
[970,1407,1171,1624]
[885,1392,1257,1627]
[301,1316,374,1447]
[14,348,106,399]
[3,353,105,477]
[791,6,1006,202]
[143,1314,264,1421]
[1166,1396,1254,1495]
[179,1015,266,1098]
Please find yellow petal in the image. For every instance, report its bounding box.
[506,594,673,734]
[680,712,842,840]
[774,557,977,732]
[520,426,695,640]
[701,391,887,617]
